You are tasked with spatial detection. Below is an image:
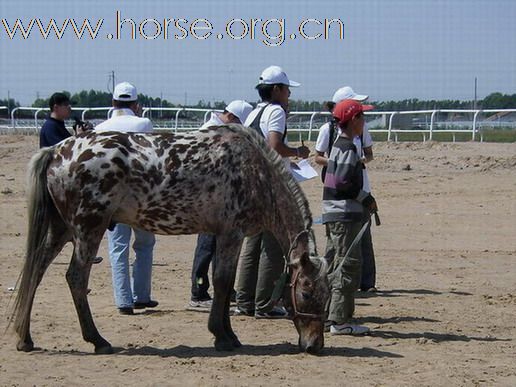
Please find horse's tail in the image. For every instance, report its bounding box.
[11,147,56,334]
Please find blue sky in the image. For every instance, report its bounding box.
[1,0,515,105]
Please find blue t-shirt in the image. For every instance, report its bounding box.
[39,117,71,148]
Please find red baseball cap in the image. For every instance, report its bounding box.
[333,99,374,125]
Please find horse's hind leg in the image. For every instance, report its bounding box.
[15,217,71,352]
[208,232,243,351]
[66,233,113,354]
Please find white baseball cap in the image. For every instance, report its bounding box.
[257,65,300,87]
[332,86,368,103]
[226,100,253,124]
[113,82,138,101]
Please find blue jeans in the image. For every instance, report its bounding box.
[107,224,156,308]
[191,233,216,301]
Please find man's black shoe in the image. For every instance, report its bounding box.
[92,256,103,264]
[118,307,134,315]
[134,300,159,309]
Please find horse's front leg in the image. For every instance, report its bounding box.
[208,232,243,351]
[66,236,113,354]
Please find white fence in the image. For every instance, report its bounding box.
[1,106,516,141]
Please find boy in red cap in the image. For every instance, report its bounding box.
[322,99,377,335]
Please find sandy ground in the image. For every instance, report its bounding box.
[0,135,515,387]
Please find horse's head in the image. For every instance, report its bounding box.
[282,231,330,354]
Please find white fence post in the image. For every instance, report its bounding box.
[388,112,397,141]
[430,110,438,141]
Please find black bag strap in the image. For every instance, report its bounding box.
[321,119,339,183]
[248,104,270,137]
[326,119,338,157]
[248,103,287,142]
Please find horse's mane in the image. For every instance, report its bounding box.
[212,124,313,231]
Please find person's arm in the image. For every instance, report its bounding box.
[268,131,309,158]
[266,107,309,158]
[363,145,373,163]
[362,125,374,163]
[314,124,330,165]
[314,151,328,166]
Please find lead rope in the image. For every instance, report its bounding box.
[268,229,310,304]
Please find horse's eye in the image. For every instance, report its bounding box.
[301,291,311,300]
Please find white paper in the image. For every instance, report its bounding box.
[291,159,319,182]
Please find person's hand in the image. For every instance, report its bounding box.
[81,121,94,131]
[290,162,300,170]
[73,118,93,134]
[296,145,310,159]
[362,194,378,214]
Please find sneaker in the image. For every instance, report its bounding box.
[330,323,370,336]
[324,320,334,332]
[366,287,378,293]
[186,299,212,312]
[232,307,254,316]
[134,300,159,309]
[255,306,288,319]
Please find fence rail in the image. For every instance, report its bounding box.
[1,106,516,141]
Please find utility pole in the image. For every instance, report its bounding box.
[474,77,478,110]
[160,91,163,119]
[7,90,10,113]
[107,71,116,93]
[184,91,187,107]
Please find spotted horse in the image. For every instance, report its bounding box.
[12,124,329,354]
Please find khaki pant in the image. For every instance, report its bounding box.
[325,221,363,324]
[235,231,284,314]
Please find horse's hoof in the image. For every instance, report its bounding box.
[95,345,114,354]
[231,337,242,348]
[214,339,235,351]
[16,340,34,352]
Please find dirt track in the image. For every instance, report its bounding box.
[1,135,515,386]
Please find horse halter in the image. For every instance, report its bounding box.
[286,230,327,322]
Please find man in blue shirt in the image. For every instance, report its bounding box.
[39,92,73,148]
[39,92,103,266]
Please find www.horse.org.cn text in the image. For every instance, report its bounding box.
[1,12,345,47]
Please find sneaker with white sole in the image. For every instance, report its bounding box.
[232,307,254,316]
[186,299,212,312]
[330,323,370,335]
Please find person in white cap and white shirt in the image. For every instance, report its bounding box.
[200,100,253,129]
[188,100,253,311]
[314,86,378,293]
[96,81,158,315]
[235,66,310,319]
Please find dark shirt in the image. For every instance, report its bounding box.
[39,117,71,148]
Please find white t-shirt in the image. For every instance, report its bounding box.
[95,108,153,133]
[315,122,373,192]
[244,103,287,144]
[245,103,290,169]
[200,112,224,129]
